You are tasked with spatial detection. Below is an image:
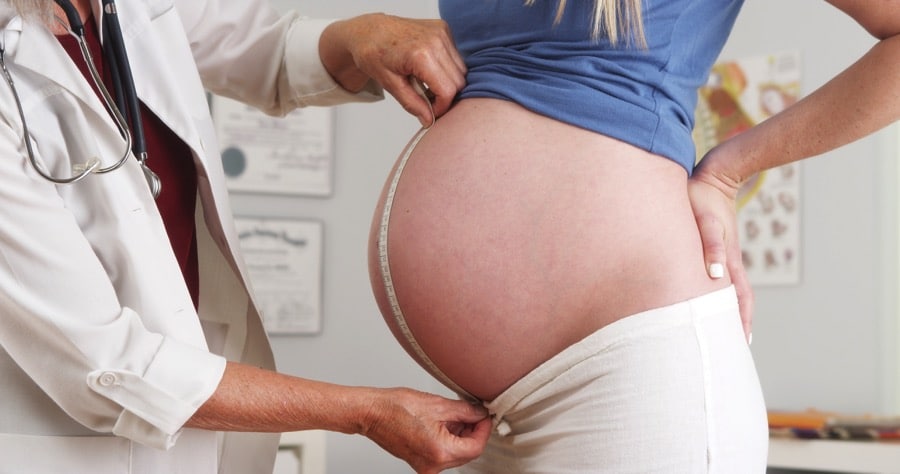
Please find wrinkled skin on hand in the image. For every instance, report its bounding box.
[319,13,467,127]
[361,387,492,473]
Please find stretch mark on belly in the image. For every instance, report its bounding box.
[376,80,478,402]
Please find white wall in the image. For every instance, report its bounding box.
[233,1,900,473]
[722,1,900,416]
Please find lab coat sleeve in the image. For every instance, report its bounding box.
[174,0,383,116]
[0,87,225,449]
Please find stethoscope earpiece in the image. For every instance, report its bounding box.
[53,0,85,36]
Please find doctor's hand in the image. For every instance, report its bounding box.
[319,13,467,127]
[361,387,491,473]
[689,153,754,343]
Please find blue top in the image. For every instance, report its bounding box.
[439,0,744,174]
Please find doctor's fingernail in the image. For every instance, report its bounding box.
[708,263,724,279]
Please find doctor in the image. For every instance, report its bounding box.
[0,0,489,473]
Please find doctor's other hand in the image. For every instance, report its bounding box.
[362,387,491,474]
[319,13,467,127]
[689,157,755,343]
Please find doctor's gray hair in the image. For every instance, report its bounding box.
[8,0,53,21]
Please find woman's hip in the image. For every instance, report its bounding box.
[464,286,768,473]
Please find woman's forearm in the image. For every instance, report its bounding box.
[183,361,492,473]
[701,33,900,185]
[185,361,368,434]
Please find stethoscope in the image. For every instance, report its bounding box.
[0,0,161,198]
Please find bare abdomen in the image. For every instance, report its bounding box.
[368,98,729,400]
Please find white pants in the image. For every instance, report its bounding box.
[461,286,768,474]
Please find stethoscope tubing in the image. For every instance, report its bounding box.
[0,0,160,196]
[62,0,136,173]
[54,0,139,174]
[99,0,146,160]
[0,0,135,184]
[96,0,159,197]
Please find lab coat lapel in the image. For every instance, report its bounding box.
[112,1,260,311]
[112,0,206,162]
[7,15,121,135]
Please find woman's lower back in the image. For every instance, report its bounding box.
[368,98,731,401]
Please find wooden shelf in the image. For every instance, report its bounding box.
[768,438,900,473]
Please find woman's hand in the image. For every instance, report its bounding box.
[361,387,492,473]
[188,363,489,472]
[689,154,754,342]
[319,13,467,127]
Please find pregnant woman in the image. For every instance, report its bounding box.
[369,0,899,471]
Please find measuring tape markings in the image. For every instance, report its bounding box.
[376,80,477,401]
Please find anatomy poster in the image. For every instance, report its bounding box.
[693,51,802,285]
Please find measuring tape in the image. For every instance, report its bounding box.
[375,79,478,401]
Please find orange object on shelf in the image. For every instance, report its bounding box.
[767,409,835,430]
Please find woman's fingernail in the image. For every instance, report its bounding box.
[708,263,724,279]
[748,333,753,346]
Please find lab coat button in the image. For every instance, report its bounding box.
[99,372,118,386]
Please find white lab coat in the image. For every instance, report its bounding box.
[0,1,380,472]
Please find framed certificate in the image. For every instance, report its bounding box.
[234,217,324,335]
[213,95,334,196]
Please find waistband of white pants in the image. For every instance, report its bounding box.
[485,285,739,433]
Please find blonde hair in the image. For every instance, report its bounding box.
[525,0,646,47]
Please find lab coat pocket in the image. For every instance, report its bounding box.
[19,81,124,184]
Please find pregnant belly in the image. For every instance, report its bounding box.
[367,99,728,400]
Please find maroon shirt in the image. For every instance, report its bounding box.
[57,18,200,308]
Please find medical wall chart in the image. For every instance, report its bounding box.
[212,95,335,196]
[693,50,803,286]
